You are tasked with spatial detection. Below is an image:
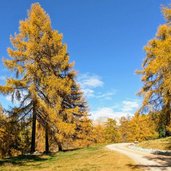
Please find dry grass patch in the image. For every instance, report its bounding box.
[138,137,171,150]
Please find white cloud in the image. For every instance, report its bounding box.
[82,77,103,88]
[91,107,129,120]
[78,73,103,88]
[91,107,129,124]
[82,88,95,97]
[121,100,139,112]
[91,99,140,122]
[78,73,116,100]
[78,73,104,98]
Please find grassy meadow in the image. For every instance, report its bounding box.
[0,145,141,171]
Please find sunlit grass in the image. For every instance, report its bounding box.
[0,145,141,171]
[138,137,171,150]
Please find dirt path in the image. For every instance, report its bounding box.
[106,143,171,171]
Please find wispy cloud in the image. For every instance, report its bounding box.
[82,88,95,97]
[77,73,140,123]
[121,100,139,112]
[95,90,117,100]
[6,95,12,102]
[78,73,117,100]
[78,73,104,97]
[78,73,103,88]
[0,76,6,81]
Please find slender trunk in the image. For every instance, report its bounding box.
[31,101,36,153]
[166,110,170,127]
[165,109,171,136]
[165,94,171,136]
[58,142,63,151]
[45,124,49,154]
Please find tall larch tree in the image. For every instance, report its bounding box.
[0,3,91,154]
[0,3,74,153]
[137,5,171,135]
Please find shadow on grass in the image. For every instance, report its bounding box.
[153,151,171,156]
[0,146,96,168]
[59,147,81,152]
[146,154,171,167]
[127,164,170,171]
[127,153,171,171]
[0,155,49,166]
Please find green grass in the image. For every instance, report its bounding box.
[0,145,141,171]
[138,137,171,150]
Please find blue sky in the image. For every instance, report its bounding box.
[0,0,170,121]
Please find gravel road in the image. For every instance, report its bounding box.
[106,143,171,171]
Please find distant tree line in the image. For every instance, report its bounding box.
[92,114,158,144]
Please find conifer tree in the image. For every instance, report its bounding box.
[104,118,120,143]
[128,114,158,141]
[0,3,74,153]
[92,123,106,144]
[137,5,171,135]
[68,83,93,148]
[119,116,131,142]
[51,80,92,150]
[0,105,6,157]
[0,3,91,153]
[0,105,27,157]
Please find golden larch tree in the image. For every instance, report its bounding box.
[137,5,171,136]
[0,3,73,153]
[0,3,91,154]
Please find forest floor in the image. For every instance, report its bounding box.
[0,145,141,171]
[107,143,171,171]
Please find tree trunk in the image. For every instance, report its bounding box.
[166,105,171,125]
[31,102,36,153]
[165,95,171,136]
[58,142,63,151]
[45,124,50,154]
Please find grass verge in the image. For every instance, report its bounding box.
[138,137,171,150]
